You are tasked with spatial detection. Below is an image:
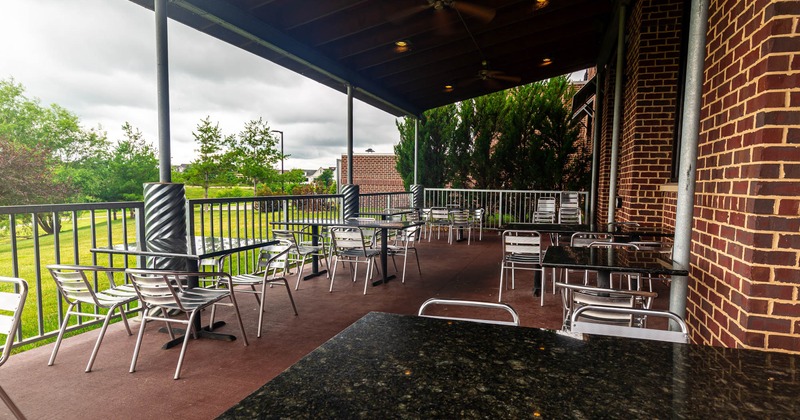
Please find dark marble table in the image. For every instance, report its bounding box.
[541,245,688,287]
[219,312,799,419]
[505,223,672,242]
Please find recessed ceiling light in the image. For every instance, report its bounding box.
[540,57,553,66]
[394,40,410,53]
[534,0,550,10]
[443,85,454,92]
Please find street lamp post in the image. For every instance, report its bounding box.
[271,130,284,193]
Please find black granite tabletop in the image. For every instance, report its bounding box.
[505,223,672,239]
[218,312,799,419]
[541,245,689,276]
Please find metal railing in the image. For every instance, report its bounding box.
[0,187,582,349]
[424,188,589,229]
[187,194,343,274]
[0,202,144,348]
[358,192,413,213]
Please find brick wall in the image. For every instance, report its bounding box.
[339,153,405,193]
[596,0,682,229]
[688,0,800,351]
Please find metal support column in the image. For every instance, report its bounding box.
[413,117,419,185]
[589,69,603,229]
[346,84,354,185]
[155,0,171,182]
[607,4,626,225]
[670,0,710,321]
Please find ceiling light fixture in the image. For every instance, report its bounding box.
[443,85,454,92]
[540,57,553,66]
[394,40,410,53]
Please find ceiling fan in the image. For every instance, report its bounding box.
[391,1,497,25]
[459,60,522,88]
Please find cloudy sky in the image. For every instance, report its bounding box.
[0,0,402,170]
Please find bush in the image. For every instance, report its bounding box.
[214,187,250,198]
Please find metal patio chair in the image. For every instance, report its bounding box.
[448,208,472,245]
[571,306,689,344]
[418,298,519,326]
[427,207,451,241]
[470,208,485,240]
[273,229,329,290]
[228,241,297,338]
[499,230,546,305]
[0,277,28,420]
[125,269,248,380]
[557,282,657,330]
[329,227,381,295]
[386,225,422,283]
[532,197,556,223]
[46,264,139,372]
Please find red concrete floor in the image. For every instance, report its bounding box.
[0,229,670,419]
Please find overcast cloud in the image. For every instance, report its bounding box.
[0,0,401,169]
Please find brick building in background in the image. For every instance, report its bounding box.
[338,153,405,193]
[585,0,800,352]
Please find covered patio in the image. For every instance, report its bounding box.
[0,233,653,419]
[1,0,799,417]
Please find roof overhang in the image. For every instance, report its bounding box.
[130,0,615,117]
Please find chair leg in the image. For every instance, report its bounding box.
[85,305,122,372]
[295,254,308,290]
[129,314,148,374]
[256,283,267,339]
[227,291,249,347]
[498,264,505,302]
[363,259,372,295]
[48,303,77,367]
[173,313,197,380]
[0,385,26,420]
[329,255,339,292]
[401,250,409,283]
[277,278,299,316]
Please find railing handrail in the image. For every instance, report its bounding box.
[0,201,144,215]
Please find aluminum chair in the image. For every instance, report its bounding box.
[329,227,381,295]
[571,306,689,344]
[228,242,297,338]
[532,197,556,223]
[427,207,451,241]
[386,225,422,283]
[448,209,472,245]
[470,208,485,240]
[418,298,519,326]
[273,229,330,290]
[125,269,248,380]
[557,232,614,286]
[0,277,28,420]
[558,206,582,224]
[499,230,545,305]
[556,282,656,330]
[46,264,139,372]
[587,242,641,289]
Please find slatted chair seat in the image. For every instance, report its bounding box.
[272,229,329,290]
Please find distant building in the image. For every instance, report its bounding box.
[172,163,190,173]
[303,167,335,184]
[337,153,404,193]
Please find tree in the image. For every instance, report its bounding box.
[315,168,334,189]
[182,117,230,198]
[0,78,105,163]
[394,76,588,191]
[226,118,281,196]
[0,137,73,206]
[395,104,456,189]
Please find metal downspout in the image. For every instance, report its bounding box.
[589,70,603,229]
[155,0,171,182]
[670,0,710,320]
[607,4,626,225]
[347,84,354,185]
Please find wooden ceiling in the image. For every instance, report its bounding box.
[130,0,615,116]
